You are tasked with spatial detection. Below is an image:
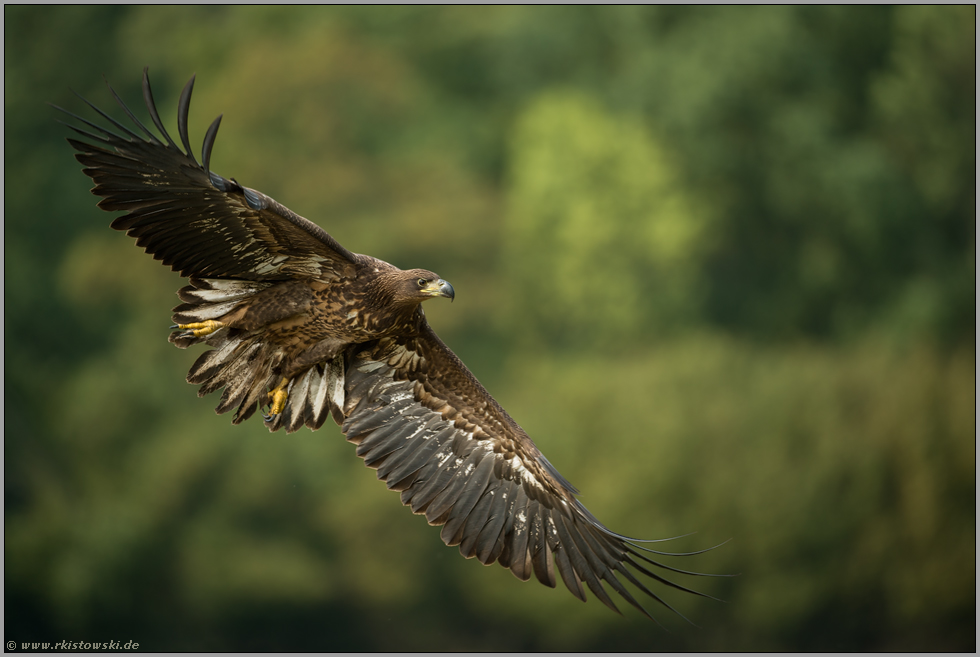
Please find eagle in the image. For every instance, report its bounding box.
[57,69,722,624]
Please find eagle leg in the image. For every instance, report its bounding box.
[262,377,291,421]
[170,319,225,338]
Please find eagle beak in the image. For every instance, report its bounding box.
[424,279,455,302]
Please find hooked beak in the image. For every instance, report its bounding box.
[423,278,455,302]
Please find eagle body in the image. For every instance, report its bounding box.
[174,260,447,389]
[59,69,721,623]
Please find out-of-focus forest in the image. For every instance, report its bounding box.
[4,5,975,651]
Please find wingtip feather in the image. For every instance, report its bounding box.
[177,74,198,163]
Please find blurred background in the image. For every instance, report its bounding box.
[4,6,975,651]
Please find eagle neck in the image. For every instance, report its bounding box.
[362,268,424,335]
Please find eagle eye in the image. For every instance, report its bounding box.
[417,278,427,288]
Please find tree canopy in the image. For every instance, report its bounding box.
[5,5,974,651]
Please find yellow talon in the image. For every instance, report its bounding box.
[171,320,225,337]
[267,377,290,417]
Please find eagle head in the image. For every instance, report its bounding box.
[400,269,455,303]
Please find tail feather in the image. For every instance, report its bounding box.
[232,354,281,423]
[309,365,331,429]
[187,335,245,384]
[273,357,345,434]
[233,394,262,424]
[197,339,262,397]
[283,366,317,432]
[216,372,252,415]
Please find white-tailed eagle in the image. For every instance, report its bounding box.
[57,69,723,623]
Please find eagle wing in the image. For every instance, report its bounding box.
[340,322,718,621]
[57,68,359,283]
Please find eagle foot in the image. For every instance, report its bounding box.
[170,320,225,338]
[262,377,290,421]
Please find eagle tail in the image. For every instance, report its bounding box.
[171,278,342,433]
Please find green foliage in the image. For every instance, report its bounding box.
[505,91,710,346]
[869,5,976,343]
[4,5,974,651]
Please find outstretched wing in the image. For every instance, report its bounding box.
[341,322,721,621]
[56,68,359,282]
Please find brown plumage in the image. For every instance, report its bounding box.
[58,69,725,623]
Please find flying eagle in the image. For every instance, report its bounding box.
[57,69,722,623]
